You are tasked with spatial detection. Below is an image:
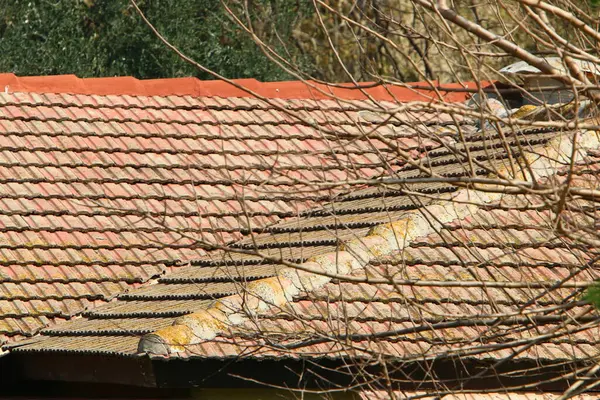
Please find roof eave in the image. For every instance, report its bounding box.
[4,351,589,392]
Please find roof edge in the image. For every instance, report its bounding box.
[138,125,600,356]
[0,73,478,102]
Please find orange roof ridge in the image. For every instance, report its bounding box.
[0,73,474,102]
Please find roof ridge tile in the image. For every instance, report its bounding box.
[0,73,473,102]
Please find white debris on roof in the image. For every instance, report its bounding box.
[500,57,600,76]
[499,57,600,105]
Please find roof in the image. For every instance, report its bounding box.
[12,106,600,392]
[0,76,470,346]
[4,73,600,395]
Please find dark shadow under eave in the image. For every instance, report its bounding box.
[2,350,597,394]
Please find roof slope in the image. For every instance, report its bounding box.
[16,121,600,392]
[0,88,459,345]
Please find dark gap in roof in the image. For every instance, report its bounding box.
[231,239,337,251]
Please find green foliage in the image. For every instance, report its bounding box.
[584,282,600,309]
[0,0,312,80]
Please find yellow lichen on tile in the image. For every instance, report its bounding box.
[510,104,539,119]
[339,235,392,265]
[369,218,416,250]
[174,308,228,343]
[152,325,195,353]
[245,276,290,312]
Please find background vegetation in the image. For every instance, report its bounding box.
[0,0,311,80]
[2,0,583,82]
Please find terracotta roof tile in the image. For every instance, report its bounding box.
[0,80,464,344]
[13,75,597,392]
